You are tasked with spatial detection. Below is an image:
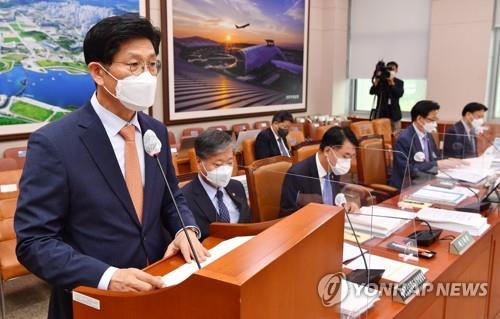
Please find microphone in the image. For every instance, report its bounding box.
[335,193,384,286]
[143,130,202,269]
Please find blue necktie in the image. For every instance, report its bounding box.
[216,189,231,223]
[470,133,476,155]
[278,137,289,157]
[422,135,430,162]
[323,174,333,205]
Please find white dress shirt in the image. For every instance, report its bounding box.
[412,123,429,157]
[271,126,290,157]
[315,152,329,195]
[91,92,145,290]
[198,175,240,223]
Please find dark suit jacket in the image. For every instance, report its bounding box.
[255,127,289,160]
[182,176,251,240]
[279,155,340,217]
[389,124,440,189]
[443,121,477,159]
[14,102,197,319]
[369,78,404,121]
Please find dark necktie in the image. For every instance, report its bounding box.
[216,189,231,223]
[323,173,333,205]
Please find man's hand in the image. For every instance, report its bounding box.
[109,268,164,292]
[164,229,211,263]
[438,158,468,170]
[344,202,360,214]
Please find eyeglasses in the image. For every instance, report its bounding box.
[112,60,162,76]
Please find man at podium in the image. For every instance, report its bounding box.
[14,16,209,319]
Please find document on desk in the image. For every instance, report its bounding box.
[162,236,253,287]
[345,254,428,283]
[417,207,490,236]
[340,279,380,318]
[343,243,367,263]
[407,186,467,205]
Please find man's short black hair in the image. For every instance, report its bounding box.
[411,100,440,122]
[83,15,161,65]
[195,129,233,160]
[272,110,294,124]
[462,102,488,117]
[387,61,398,69]
[320,126,358,150]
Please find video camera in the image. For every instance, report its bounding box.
[372,60,392,83]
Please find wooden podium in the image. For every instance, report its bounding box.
[72,203,344,318]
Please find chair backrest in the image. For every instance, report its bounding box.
[0,158,18,172]
[313,125,334,141]
[371,118,392,146]
[0,198,17,241]
[245,156,293,222]
[286,130,305,147]
[253,121,270,130]
[208,125,228,131]
[187,148,198,173]
[3,146,27,169]
[242,138,256,167]
[356,135,388,185]
[232,123,251,133]
[168,131,177,146]
[350,121,375,140]
[292,141,320,163]
[304,121,321,139]
[289,123,304,133]
[182,127,204,137]
[0,169,22,200]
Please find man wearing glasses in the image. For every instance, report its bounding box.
[15,15,210,319]
[390,100,465,189]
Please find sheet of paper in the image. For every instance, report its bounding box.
[417,207,487,227]
[345,253,428,283]
[409,187,466,204]
[0,184,17,193]
[340,279,380,317]
[344,230,372,244]
[162,236,253,287]
[343,243,367,263]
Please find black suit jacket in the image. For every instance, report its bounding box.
[279,155,340,217]
[182,176,251,240]
[443,121,477,159]
[255,127,289,160]
[369,78,404,121]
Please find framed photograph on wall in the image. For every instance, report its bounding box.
[0,0,149,140]
[161,0,310,124]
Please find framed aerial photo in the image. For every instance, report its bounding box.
[161,0,310,124]
[0,0,148,140]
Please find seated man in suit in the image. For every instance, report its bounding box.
[443,102,488,159]
[183,129,251,240]
[14,16,209,319]
[390,100,465,189]
[280,126,359,216]
[255,110,293,160]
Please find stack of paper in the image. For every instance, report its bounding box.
[345,254,428,283]
[340,279,380,318]
[417,207,490,236]
[407,185,467,205]
[345,206,416,238]
[342,243,367,262]
[162,236,253,287]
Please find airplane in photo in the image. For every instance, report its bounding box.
[235,23,250,29]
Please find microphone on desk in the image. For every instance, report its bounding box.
[143,129,202,270]
[335,193,384,286]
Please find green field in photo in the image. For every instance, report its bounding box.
[10,101,53,121]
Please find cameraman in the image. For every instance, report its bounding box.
[369,61,404,133]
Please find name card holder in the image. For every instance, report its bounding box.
[392,269,427,304]
[449,231,475,255]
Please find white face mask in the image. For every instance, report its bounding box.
[471,118,484,130]
[327,150,351,176]
[389,70,396,78]
[100,65,157,112]
[202,163,233,188]
[423,121,437,133]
